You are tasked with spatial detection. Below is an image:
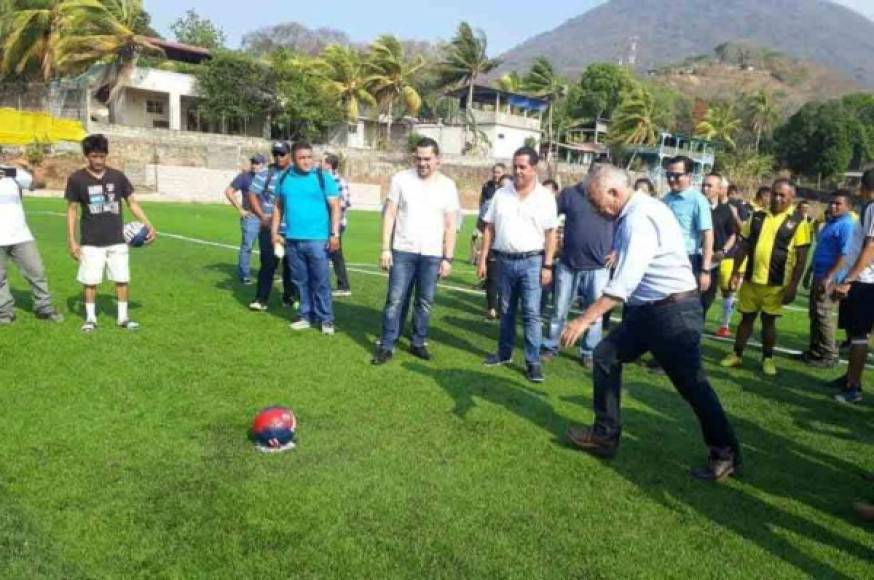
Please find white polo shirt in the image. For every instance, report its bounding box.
[387,169,460,258]
[0,178,34,247]
[483,183,558,253]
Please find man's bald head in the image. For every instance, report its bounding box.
[586,165,632,218]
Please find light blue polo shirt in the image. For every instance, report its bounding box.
[662,187,712,255]
[277,168,339,241]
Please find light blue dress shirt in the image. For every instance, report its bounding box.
[662,187,712,256]
[603,192,698,305]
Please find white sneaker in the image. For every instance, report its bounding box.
[321,322,335,335]
[289,318,311,330]
[249,301,268,312]
[117,319,140,331]
[81,320,97,333]
[332,289,352,297]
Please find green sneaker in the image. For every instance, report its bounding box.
[762,357,777,376]
[720,353,742,368]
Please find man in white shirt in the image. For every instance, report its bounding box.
[560,165,740,481]
[372,137,459,364]
[478,147,558,383]
[0,171,63,324]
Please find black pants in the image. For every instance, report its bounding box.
[592,297,740,459]
[330,234,350,291]
[255,228,295,304]
[485,257,500,311]
[701,267,719,319]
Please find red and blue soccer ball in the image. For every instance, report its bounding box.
[251,406,297,453]
[123,221,149,248]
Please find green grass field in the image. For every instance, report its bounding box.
[1,197,872,578]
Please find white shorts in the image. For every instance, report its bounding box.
[77,244,130,285]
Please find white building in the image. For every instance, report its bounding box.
[416,85,546,159]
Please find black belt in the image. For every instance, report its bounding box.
[651,289,700,306]
[494,250,544,260]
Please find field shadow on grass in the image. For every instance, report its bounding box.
[404,362,566,439]
[204,262,290,321]
[700,342,872,440]
[0,482,86,579]
[591,380,873,577]
[63,293,141,318]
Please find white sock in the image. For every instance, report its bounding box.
[721,294,735,328]
[85,302,96,323]
[118,301,128,323]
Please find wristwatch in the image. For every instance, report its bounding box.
[542,264,554,270]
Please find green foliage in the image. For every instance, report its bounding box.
[773,96,874,178]
[271,52,344,142]
[572,63,635,120]
[194,51,275,127]
[316,44,376,123]
[608,85,660,146]
[24,139,48,166]
[715,148,775,193]
[169,8,225,51]
[695,102,742,150]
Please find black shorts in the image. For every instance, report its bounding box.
[844,282,874,339]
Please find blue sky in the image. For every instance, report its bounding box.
[144,0,874,55]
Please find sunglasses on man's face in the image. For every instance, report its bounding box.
[666,172,686,180]
[272,151,289,157]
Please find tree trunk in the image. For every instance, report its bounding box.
[547,102,554,166]
[385,99,394,148]
[754,128,761,154]
[467,77,476,151]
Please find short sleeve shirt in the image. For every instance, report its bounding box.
[0,178,33,246]
[484,183,558,253]
[249,167,284,217]
[230,171,254,211]
[278,169,339,241]
[847,202,874,284]
[662,188,712,255]
[557,183,614,270]
[387,169,460,257]
[741,206,813,286]
[64,168,132,247]
[811,214,855,279]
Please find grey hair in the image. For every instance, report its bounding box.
[587,165,631,192]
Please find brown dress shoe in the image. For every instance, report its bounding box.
[566,425,618,458]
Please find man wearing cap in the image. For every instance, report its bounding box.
[247,142,294,311]
[225,154,266,285]
[561,165,741,481]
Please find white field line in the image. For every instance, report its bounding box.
[30,212,870,367]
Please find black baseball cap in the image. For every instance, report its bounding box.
[271,141,290,156]
[250,153,267,164]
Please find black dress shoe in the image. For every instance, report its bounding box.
[690,449,739,482]
[371,348,393,365]
[410,345,432,360]
[566,425,618,458]
[526,363,545,383]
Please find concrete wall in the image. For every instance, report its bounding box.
[30,124,588,209]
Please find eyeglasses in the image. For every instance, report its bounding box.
[666,172,686,180]
[272,151,289,157]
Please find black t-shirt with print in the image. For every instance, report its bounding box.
[64,168,133,247]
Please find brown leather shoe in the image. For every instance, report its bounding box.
[690,449,738,482]
[566,425,618,458]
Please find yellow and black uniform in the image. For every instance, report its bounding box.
[737,206,813,315]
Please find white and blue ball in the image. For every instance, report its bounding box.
[123,221,148,247]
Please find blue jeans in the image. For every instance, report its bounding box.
[497,255,543,364]
[237,215,260,281]
[379,251,441,351]
[287,240,333,324]
[542,263,609,357]
[591,296,740,458]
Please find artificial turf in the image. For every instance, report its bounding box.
[0,197,872,578]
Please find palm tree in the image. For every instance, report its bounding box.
[438,22,501,150]
[497,71,524,93]
[365,34,424,145]
[608,85,659,146]
[316,44,376,124]
[523,57,568,163]
[747,90,779,153]
[55,0,162,118]
[0,0,66,80]
[695,102,742,150]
